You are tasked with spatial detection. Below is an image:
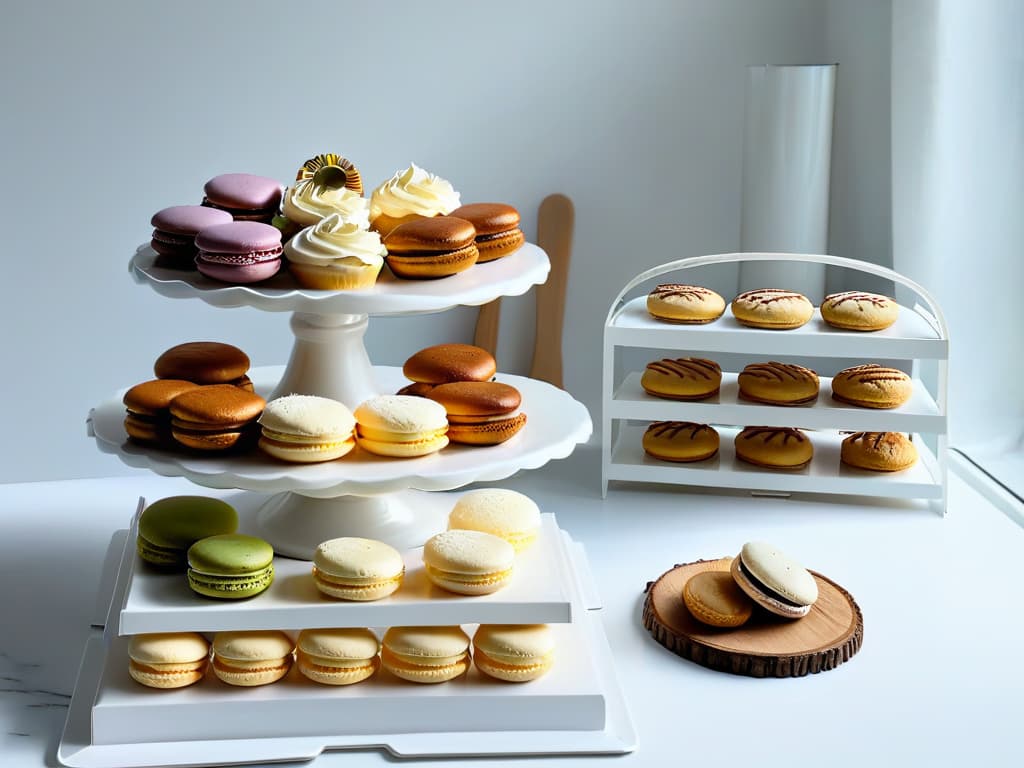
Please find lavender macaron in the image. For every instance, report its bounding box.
[203,173,283,224]
[151,205,234,269]
[195,221,283,284]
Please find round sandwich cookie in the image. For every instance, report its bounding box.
[841,431,918,472]
[734,426,813,470]
[258,394,356,463]
[403,343,497,385]
[154,341,252,389]
[295,153,364,195]
[383,216,479,279]
[187,534,274,600]
[640,357,722,401]
[202,172,283,224]
[448,488,542,552]
[128,632,210,689]
[123,379,200,446]
[296,628,380,686]
[136,495,238,569]
[381,625,470,684]
[473,624,555,683]
[283,214,385,290]
[730,541,819,619]
[212,630,294,687]
[422,529,515,595]
[396,382,436,398]
[682,570,754,628]
[820,290,899,331]
[354,395,449,458]
[368,163,461,237]
[195,221,283,284]
[448,203,524,262]
[168,385,266,451]
[737,361,820,405]
[646,284,726,324]
[731,288,814,330]
[312,537,404,601]
[642,422,720,463]
[427,381,526,446]
[150,205,233,269]
[831,364,913,409]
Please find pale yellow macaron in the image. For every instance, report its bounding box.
[128,632,210,689]
[354,395,449,457]
[212,630,294,686]
[448,489,542,552]
[473,624,555,682]
[257,394,356,463]
[381,625,471,683]
[312,537,405,601]
[423,529,515,595]
[296,628,381,685]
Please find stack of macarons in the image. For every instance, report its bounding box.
[681,541,820,629]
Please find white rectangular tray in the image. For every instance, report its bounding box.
[118,513,573,635]
[607,296,947,359]
[610,372,945,433]
[608,424,943,499]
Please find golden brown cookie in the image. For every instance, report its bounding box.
[841,431,918,471]
[642,422,719,462]
[640,358,722,401]
[737,361,819,405]
[123,379,201,445]
[682,569,754,628]
[383,216,479,279]
[820,291,898,331]
[831,364,912,409]
[730,289,814,330]
[734,427,813,470]
[646,284,726,324]
[448,203,523,263]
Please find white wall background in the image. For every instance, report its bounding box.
[0,0,892,483]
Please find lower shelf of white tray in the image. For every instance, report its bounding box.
[606,424,944,500]
[59,526,635,766]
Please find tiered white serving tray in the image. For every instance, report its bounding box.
[602,252,950,511]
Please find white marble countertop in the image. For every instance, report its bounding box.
[2,445,1021,767]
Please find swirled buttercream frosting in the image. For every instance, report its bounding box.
[282,179,371,228]
[284,214,385,268]
[370,163,460,220]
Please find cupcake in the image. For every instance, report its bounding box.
[369,163,460,237]
[282,178,371,229]
[284,214,386,290]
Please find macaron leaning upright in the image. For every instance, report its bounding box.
[150,205,233,269]
[427,381,527,446]
[136,495,238,569]
[353,395,449,458]
[257,394,356,463]
[195,221,283,284]
[448,203,524,262]
[203,172,283,224]
[383,216,479,279]
[422,529,515,595]
[186,533,275,599]
[448,488,542,552]
[730,541,819,619]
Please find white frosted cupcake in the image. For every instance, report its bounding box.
[282,178,371,228]
[369,163,460,236]
[284,214,386,290]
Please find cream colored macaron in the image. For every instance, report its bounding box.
[448,489,542,552]
[128,632,210,689]
[354,395,449,457]
[296,628,381,685]
[731,541,819,619]
[423,529,515,595]
[473,624,555,682]
[258,394,356,463]
[381,626,471,683]
[312,537,405,601]
[212,630,294,686]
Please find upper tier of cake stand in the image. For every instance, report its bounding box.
[88,366,592,499]
[130,242,550,316]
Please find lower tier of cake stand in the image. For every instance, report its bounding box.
[58,531,636,766]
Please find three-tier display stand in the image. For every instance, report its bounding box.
[59,243,635,767]
[602,253,949,513]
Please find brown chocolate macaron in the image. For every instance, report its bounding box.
[168,385,266,451]
[154,342,253,390]
[427,381,526,446]
[383,216,479,279]
[403,343,497,385]
[448,203,524,263]
[123,379,201,445]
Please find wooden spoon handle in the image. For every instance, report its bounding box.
[530,194,575,388]
[473,296,502,358]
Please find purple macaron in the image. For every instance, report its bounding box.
[150,205,234,269]
[195,221,283,284]
[202,173,283,223]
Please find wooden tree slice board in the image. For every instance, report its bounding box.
[642,558,863,678]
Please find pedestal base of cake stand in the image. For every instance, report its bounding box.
[254,489,451,559]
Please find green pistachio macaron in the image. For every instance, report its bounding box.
[187,534,275,599]
[136,496,238,569]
